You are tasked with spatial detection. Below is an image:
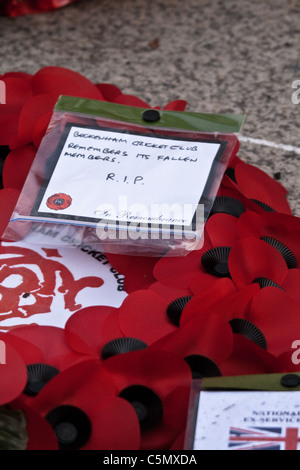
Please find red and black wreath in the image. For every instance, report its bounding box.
[0,66,299,451]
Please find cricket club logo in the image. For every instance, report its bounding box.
[46,193,72,211]
[229,426,300,450]
[0,243,103,328]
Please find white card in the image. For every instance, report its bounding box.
[0,225,127,331]
[192,390,300,450]
[31,124,226,232]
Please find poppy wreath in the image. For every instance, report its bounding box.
[0,66,299,450]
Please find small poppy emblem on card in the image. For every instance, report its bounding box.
[47,193,72,210]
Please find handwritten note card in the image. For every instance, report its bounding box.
[32,124,226,231]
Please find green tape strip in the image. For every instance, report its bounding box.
[202,373,300,392]
[54,95,245,134]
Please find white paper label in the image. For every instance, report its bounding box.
[34,125,222,229]
[193,391,300,450]
[0,225,127,331]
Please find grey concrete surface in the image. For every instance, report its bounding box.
[1,0,300,214]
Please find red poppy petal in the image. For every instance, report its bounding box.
[33,358,116,416]
[2,72,32,82]
[2,76,32,109]
[180,278,236,325]
[247,289,300,356]
[282,270,300,303]
[234,160,291,214]
[32,111,52,149]
[218,181,256,210]
[100,309,125,348]
[151,313,233,364]
[35,0,78,11]
[170,430,186,450]
[95,83,122,102]
[85,398,140,450]
[31,66,104,101]
[9,94,59,149]
[163,386,191,433]
[201,283,260,321]
[0,342,27,404]
[8,325,83,370]
[163,100,188,111]
[3,144,36,191]
[143,386,191,449]
[185,313,235,362]
[188,272,235,296]
[154,271,205,291]
[277,348,300,373]
[237,211,300,268]
[148,280,192,302]
[106,252,157,293]
[118,290,177,344]
[153,250,203,284]
[228,237,288,288]
[219,335,278,376]
[0,109,19,146]
[11,398,58,450]
[103,349,191,399]
[238,210,300,238]
[221,167,291,216]
[65,306,121,356]
[141,421,183,451]
[5,2,40,16]
[221,181,280,215]
[0,188,21,240]
[1,332,43,365]
[205,213,239,247]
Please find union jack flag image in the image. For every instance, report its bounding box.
[228,426,300,450]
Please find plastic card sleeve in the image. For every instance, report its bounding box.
[3,96,244,257]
